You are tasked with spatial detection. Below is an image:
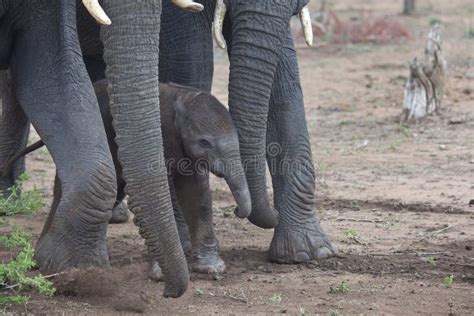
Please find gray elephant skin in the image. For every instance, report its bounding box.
[8,81,252,275]
[100,81,251,275]
[137,0,337,263]
[156,0,337,263]
[0,0,189,298]
[1,0,336,296]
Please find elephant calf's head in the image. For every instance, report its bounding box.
[171,84,251,219]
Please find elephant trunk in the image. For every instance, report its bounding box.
[100,0,188,298]
[227,3,293,229]
[221,153,251,219]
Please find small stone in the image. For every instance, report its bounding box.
[439,145,447,151]
[465,245,472,251]
[448,117,466,124]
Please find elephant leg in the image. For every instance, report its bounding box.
[160,0,214,92]
[175,173,224,274]
[266,29,336,263]
[170,179,191,255]
[0,70,29,198]
[9,2,117,273]
[148,180,192,281]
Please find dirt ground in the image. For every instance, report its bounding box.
[3,0,474,314]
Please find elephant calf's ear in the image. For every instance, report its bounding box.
[173,96,187,136]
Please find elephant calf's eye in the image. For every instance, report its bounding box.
[199,139,212,148]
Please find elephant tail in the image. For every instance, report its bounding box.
[2,140,45,177]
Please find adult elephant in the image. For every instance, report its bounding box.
[212,0,337,263]
[0,0,203,298]
[99,0,336,264]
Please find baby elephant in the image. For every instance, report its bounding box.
[5,82,251,275]
[154,82,252,274]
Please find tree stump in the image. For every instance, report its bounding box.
[400,23,446,123]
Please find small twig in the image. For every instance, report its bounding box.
[224,289,248,304]
[416,251,445,257]
[1,272,63,291]
[42,272,64,279]
[336,218,386,224]
[429,225,454,235]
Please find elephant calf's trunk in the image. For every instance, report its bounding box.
[225,173,251,219]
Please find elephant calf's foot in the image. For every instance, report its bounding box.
[109,200,130,224]
[35,231,110,274]
[268,219,337,263]
[191,251,225,275]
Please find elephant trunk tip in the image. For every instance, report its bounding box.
[163,276,189,298]
[233,189,252,219]
[248,207,279,229]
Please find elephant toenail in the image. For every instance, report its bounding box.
[294,251,311,262]
[315,247,333,259]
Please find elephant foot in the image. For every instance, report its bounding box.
[191,252,225,275]
[247,205,279,229]
[35,230,110,274]
[149,252,225,280]
[109,200,130,224]
[148,261,164,282]
[268,218,337,263]
[190,240,225,274]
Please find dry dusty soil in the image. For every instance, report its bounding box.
[2,0,474,314]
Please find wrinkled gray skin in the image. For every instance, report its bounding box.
[221,0,337,262]
[97,81,251,274]
[0,0,188,298]
[6,81,251,275]
[154,0,337,264]
[159,0,337,263]
[120,0,337,264]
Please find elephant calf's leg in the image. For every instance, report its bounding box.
[175,173,225,274]
[266,32,336,263]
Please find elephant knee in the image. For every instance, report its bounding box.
[66,155,117,220]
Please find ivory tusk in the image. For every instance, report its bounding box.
[213,0,227,49]
[82,0,111,25]
[171,0,204,12]
[299,6,314,46]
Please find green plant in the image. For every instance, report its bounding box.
[270,293,282,303]
[467,26,474,39]
[329,280,351,294]
[339,120,355,127]
[343,229,365,245]
[398,125,411,139]
[429,17,442,26]
[0,173,44,219]
[195,288,204,296]
[344,229,358,239]
[427,256,436,266]
[328,309,341,316]
[0,173,54,308]
[443,275,454,288]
